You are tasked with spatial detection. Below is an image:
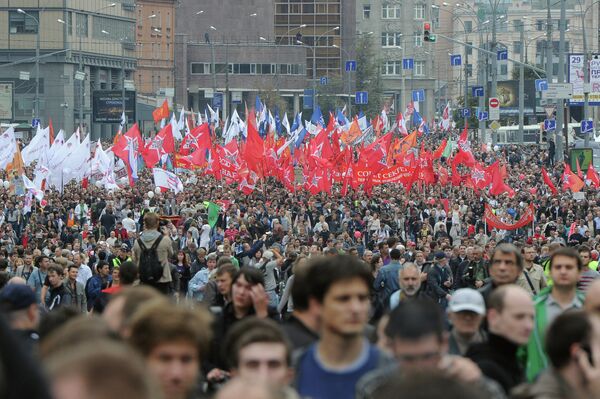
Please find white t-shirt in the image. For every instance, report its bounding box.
[76,264,93,286]
[122,217,137,234]
[200,224,211,245]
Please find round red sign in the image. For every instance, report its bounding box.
[489,98,499,108]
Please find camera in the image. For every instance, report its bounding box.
[462,264,476,286]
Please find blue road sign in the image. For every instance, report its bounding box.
[544,119,556,131]
[303,89,314,109]
[582,120,594,133]
[450,54,462,66]
[412,89,425,102]
[535,79,548,91]
[212,92,223,109]
[497,49,508,61]
[345,60,357,72]
[403,58,414,70]
[478,111,489,121]
[31,118,40,128]
[462,108,471,117]
[320,77,328,85]
[472,86,484,97]
[355,91,369,105]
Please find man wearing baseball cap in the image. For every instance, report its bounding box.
[447,288,486,356]
[0,284,40,354]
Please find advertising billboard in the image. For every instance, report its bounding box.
[568,53,600,105]
[487,80,536,115]
[92,90,136,123]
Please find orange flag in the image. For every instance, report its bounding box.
[6,145,24,176]
[562,163,584,193]
[340,118,362,145]
[152,99,169,123]
[587,163,600,188]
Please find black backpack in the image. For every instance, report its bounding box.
[138,235,164,284]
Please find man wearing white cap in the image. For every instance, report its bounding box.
[447,288,487,356]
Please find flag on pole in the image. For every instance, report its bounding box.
[152,168,184,193]
[202,201,221,227]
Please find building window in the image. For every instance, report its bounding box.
[536,20,544,31]
[467,63,473,77]
[513,41,521,54]
[415,60,425,76]
[77,13,88,37]
[414,4,425,20]
[363,4,371,19]
[381,32,402,47]
[67,12,73,35]
[432,7,440,28]
[414,33,422,47]
[9,10,39,34]
[500,64,508,75]
[382,3,401,19]
[382,60,402,75]
[464,20,473,33]
[190,63,211,74]
[466,41,473,55]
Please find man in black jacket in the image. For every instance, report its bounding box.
[427,252,453,309]
[466,285,534,394]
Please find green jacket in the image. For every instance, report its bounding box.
[525,287,585,382]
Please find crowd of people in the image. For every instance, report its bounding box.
[2,127,600,399]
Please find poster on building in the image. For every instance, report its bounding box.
[486,80,536,115]
[568,53,600,105]
[92,90,136,123]
[0,83,13,120]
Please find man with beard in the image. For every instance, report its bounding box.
[388,263,424,310]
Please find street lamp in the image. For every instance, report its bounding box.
[275,24,307,94]
[18,9,40,121]
[332,44,354,116]
[311,26,339,110]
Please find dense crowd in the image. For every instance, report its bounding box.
[2,128,600,399]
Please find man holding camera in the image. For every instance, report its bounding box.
[516,245,547,296]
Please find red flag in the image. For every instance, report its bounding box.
[586,163,600,188]
[541,167,558,195]
[243,120,264,174]
[48,118,55,146]
[152,99,169,123]
[142,124,175,168]
[432,139,448,160]
[180,123,211,156]
[469,162,491,190]
[113,123,143,162]
[454,125,476,167]
[488,161,515,197]
[562,163,584,192]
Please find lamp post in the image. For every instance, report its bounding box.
[311,26,340,110]
[276,24,307,94]
[17,9,39,121]
[102,30,128,130]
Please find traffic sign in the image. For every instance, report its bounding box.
[303,89,314,109]
[462,108,471,117]
[345,60,357,72]
[355,91,369,105]
[489,97,500,121]
[497,49,508,61]
[450,54,462,66]
[535,79,548,91]
[544,119,556,131]
[31,118,40,128]
[489,121,501,131]
[472,86,484,97]
[320,77,328,85]
[212,92,223,108]
[402,58,414,70]
[541,83,573,99]
[582,120,594,134]
[412,89,425,102]
[478,111,489,121]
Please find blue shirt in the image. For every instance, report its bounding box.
[296,340,381,399]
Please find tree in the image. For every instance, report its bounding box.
[452,94,479,129]
[355,35,383,117]
[511,62,545,80]
[314,76,346,121]
[258,84,289,116]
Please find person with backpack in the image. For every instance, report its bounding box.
[132,212,173,294]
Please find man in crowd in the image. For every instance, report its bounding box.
[0,283,40,354]
[479,244,523,303]
[517,245,547,296]
[27,255,49,303]
[447,288,486,355]
[373,248,403,305]
[526,247,585,381]
[295,256,389,398]
[388,263,424,309]
[63,264,87,313]
[577,245,600,292]
[427,252,453,309]
[466,285,535,393]
[128,300,212,399]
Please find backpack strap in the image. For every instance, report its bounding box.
[150,235,163,250]
[137,238,148,251]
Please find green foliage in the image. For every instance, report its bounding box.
[258,85,289,115]
[511,63,545,80]
[355,35,383,117]
[452,94,479,129]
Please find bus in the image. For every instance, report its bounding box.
[494,123,580,146]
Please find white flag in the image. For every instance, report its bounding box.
[170,113,183,141]
[120,111,127,130]
[22,125,49,166]
[152,168,183,194]
[282,112,290,136]
[0,127,17,170]
[22,175,43,201]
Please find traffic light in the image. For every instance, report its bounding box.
[423,22,431,41]
[423,22,436,42]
